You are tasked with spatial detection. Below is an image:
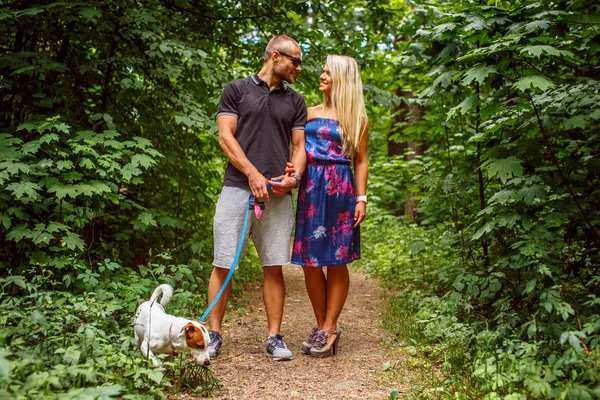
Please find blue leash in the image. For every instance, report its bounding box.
[199,180,279,322]
[199,193,253,322]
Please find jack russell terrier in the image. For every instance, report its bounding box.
[134,284,210,367]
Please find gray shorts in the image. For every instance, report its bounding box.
[213,186,294,269]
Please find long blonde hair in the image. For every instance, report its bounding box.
[323,55,367,157]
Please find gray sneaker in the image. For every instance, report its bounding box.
[265,334,293,361]
[208,331,222,358]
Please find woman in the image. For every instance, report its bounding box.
[290,55,368,358]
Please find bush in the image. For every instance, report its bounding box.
[361,208,600,399]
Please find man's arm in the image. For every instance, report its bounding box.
[218,115,270,199]
[269,128,306,196]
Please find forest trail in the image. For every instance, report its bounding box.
[198,265,413,399]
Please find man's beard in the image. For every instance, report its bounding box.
[275,67,294,84]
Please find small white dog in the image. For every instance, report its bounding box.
[134,284,210,367]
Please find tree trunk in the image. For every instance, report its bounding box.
[388,34,426,220]
[389,86,426,220]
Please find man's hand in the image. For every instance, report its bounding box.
[248,171,270,200]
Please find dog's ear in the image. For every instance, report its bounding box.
[181,322,196,339]
[181,322,206,349]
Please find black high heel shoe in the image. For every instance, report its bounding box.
[310,329,341,358]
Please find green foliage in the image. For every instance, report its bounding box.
[0,0,309,397]
[0,253,219,399]
[362,0,600,398]
[1,117,161,284]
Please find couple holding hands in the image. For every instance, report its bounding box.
[207,34,368,361]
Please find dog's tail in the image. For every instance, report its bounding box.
[149,284,174,307]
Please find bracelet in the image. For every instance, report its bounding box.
[291,174,301,188]
[357,195,367,204]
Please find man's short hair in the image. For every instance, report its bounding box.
[263,35,300,61]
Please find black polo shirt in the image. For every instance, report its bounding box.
[217,74,307,188]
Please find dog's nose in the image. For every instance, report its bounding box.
[204,359,210,366]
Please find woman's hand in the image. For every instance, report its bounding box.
[268,176,296,196]
[354,201,366,227]
[284,162,296,176]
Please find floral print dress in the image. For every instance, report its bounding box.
[291,118,360,267]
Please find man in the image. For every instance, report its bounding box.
[207,35,307,361]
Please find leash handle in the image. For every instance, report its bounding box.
[199,193,253,322]
[199,180,281,322]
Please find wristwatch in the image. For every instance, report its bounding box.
[357,195,367,204]
[291,174,301,188]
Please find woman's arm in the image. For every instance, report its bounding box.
[353,117,369,227]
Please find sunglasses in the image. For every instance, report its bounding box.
[277,51,302,67]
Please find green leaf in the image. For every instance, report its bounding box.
[520,45,572,58]
[79,8,101,21]
[432,22,457,37]
[0,214,11,229]
[488,190,515,205]
[461,64,497,85]
[516,185,546,205]
[21,140,42,154]
[0,350,11,377]
[148,370,164,384]
[56,160,74,171]
[524,376,551,397]
[131,154,156,169]
[32,225,53,245]
[472,220,495,241]
[173,115,194,127]
[560,331,585,353]
[447,95,478,119]
[63,346,81,365]
[157,215,184,228]
[524,279,537,294]
[513,75,555,92]
[79,158,95,169]
[62,232,85,250]
[30,252,51,265]
[78,184,96,197]
[39,133,59,144]
[48,182,79,199]
[89,180,112,194]
[3,275,27,289]
[6,181,42,199]
[47,222,69,233]
[563,115,587,129]
[1,162,31,175]
[121,163,142,180]
[486,156,524,183]
[133,212,157,231]
[10,65,36,76]
[62,172,83,182]
[133,136,153,149]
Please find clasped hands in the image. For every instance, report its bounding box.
[248,162,297,200]
[267,162,367,228]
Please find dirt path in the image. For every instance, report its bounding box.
[201,265,409,399]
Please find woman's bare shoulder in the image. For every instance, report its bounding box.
[307,105,323,120]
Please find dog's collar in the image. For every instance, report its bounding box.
[168,318,176,355]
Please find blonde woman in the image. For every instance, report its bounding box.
[290,55,369,358]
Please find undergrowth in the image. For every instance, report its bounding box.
[361,207,600,400]
[0,251,261,399]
